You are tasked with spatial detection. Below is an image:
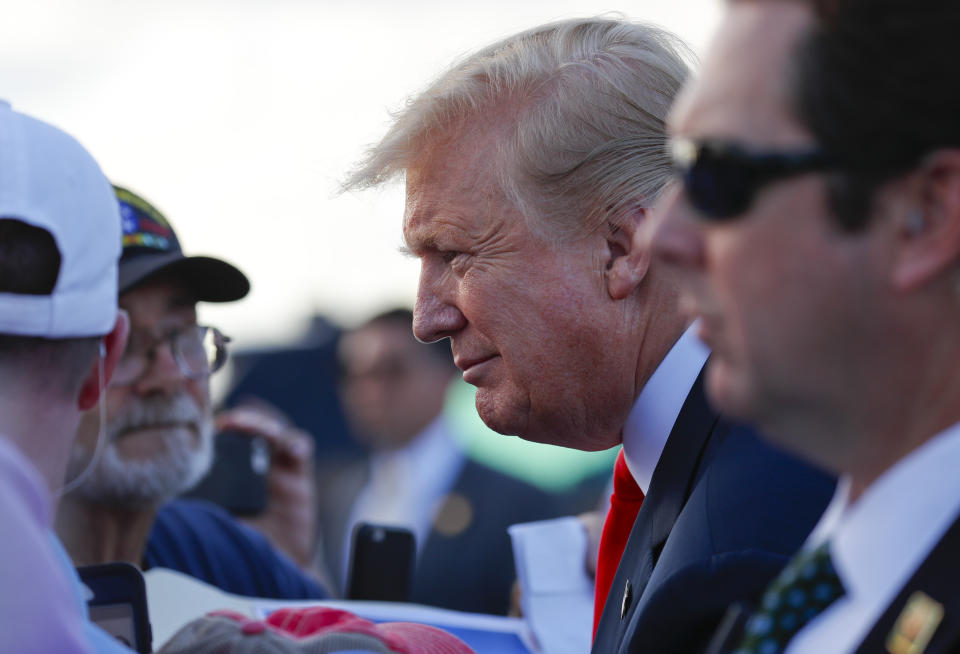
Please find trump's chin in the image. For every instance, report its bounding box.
[474,387,529,438]
[474,388,618,451]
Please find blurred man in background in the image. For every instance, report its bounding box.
[319,308,560,615]
[346,17,834,651]
[655,1,960,651]
[0,101,132,652]
[56,186,327,599]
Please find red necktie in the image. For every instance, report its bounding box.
[593,448,645,638]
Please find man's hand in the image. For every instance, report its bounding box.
[215,404,316,567]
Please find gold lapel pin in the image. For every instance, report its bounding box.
[886,591,944,654]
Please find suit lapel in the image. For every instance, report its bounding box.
[854,511,960,654]
[419,457,474,564]
[642,367,720,568]
[706,506,960,654]
[592,366,722,651]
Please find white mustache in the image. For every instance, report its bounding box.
[109,393,205,440]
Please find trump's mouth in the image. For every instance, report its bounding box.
[454,354,499,384]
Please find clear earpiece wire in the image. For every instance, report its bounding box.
[56,342,108,498]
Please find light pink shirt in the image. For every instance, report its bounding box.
[0,435,94,653]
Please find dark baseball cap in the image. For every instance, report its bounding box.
[115,185,250,301]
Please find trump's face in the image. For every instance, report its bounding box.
[403,125,641,451]
[653,2,889,466]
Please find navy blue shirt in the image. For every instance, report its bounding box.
[145,499,327,600]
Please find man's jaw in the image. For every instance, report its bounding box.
[69,405,215,508]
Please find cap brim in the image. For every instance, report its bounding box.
[119,253,250,302]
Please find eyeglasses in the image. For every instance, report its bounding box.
[670,138,837,220]
[112,325,230,386]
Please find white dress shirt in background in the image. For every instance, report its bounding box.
[340,417,465,588]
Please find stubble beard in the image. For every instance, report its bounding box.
[68,393,215,509]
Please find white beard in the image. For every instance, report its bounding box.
[68,392,215,508]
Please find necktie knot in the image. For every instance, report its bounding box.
[733,541,845,654]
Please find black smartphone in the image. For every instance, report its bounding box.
[347,523,417,602]
[182,430,270,515]
[77,562,152,654]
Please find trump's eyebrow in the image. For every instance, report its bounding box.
[401,223,445,256]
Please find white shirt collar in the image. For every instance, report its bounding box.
[622,323,710,493]
[812,422,960,598]
[787,421,960,653]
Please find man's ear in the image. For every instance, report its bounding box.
[78,310,130,411]
[605,204,650,300]
[892,149,960,291]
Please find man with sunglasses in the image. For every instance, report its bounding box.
[654,1,960,652]
[346,17,833,652]
[56,186,327,600]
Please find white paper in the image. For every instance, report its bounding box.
[509,517,594,654]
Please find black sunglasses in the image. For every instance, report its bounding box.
[670,138,838,220]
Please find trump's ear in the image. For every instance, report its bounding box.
[605,204,650,300]
[892,149,960,291]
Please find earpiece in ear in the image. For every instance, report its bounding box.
[906,209,926,236]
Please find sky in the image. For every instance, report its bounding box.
[0,0,722,347]
[1,0,725,488]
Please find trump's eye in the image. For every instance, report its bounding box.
[440,250,464,264]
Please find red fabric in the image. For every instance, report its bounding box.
[264,606,475,654]
[207,607,475,654]
[593,449,645,639]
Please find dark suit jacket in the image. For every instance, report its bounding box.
[854,511,960,654]
[592,371,836,653]
[318,455,562,615]
[708,503,960,654]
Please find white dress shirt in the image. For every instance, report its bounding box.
[622,323,710,493]
[341,416,465,587]
[785,421,960,654]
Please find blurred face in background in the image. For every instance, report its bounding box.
[339,320,454,451]
[69,280,214,507]
[652,2,888,468]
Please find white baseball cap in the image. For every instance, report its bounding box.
[0,100,120,337]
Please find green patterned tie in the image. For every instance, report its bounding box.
[733,541,846,654]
